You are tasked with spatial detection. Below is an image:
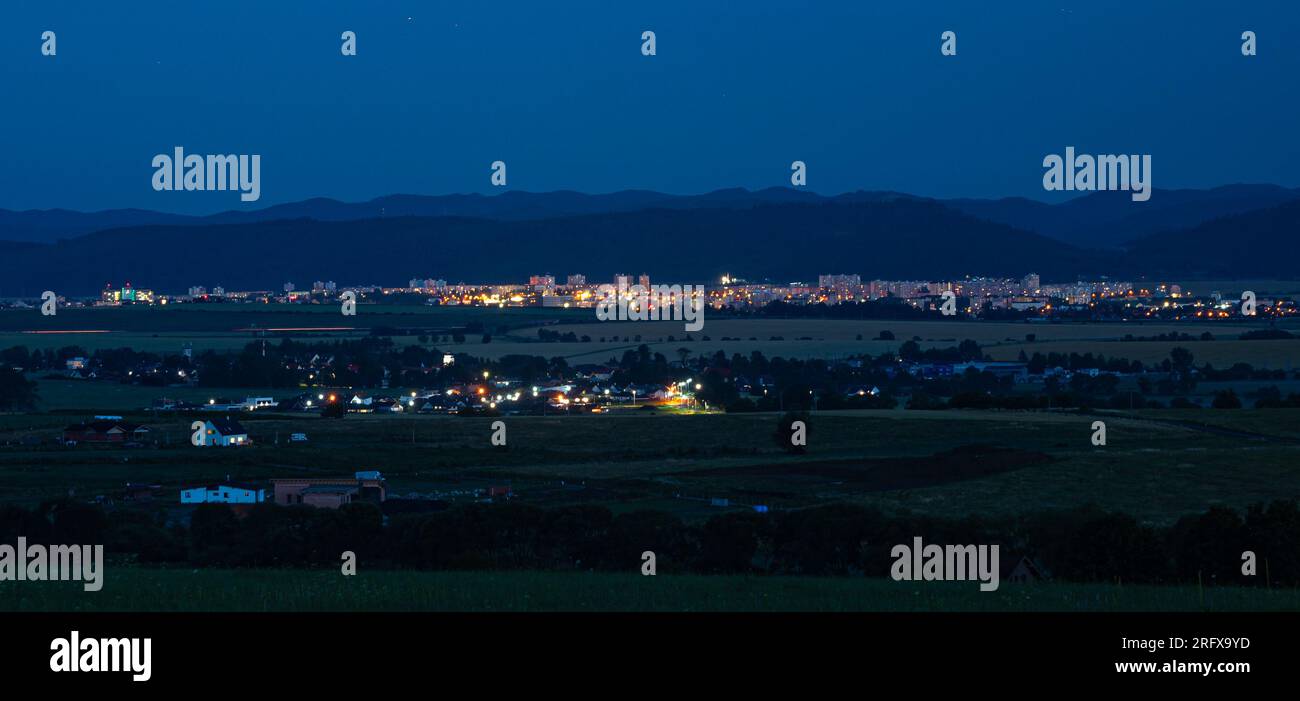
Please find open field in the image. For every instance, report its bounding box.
[4,306,1299,368]
[5,307,1292,340]
[29,377,290,412]
[3,567,1296,612]
[0,305,583,352]
[4,408,1299,525]
[517,318,1256,343]
[0,304,584,332]
[0,331,323,353]
[450,336,1300,365]
[1138,407,1300,440]
[504,317,1300,364]
[444,338,899,362]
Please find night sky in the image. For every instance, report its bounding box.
[1,0,1295,213]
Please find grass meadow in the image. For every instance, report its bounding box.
[4,405,1299,525]
[3,305,1298,367]
[3,567,1297,612]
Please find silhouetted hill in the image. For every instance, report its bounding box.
[0,189,830,242]
[0,208,194,243]
[1123,199,1300,278]
[0,200,1101,295]
[0,240,42,256]
[947,184,1300,248]
[6,184,1293,247]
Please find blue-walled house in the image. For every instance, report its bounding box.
[180,483,266,504]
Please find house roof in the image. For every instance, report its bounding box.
[300,485,359,495]
[1001,555,1052,580]
[273,477,366,485]
[64,420,145,434]
[183,482,262,492]
[208,417,247,435]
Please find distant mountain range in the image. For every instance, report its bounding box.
[0,186,1296,295]
[0,200,1101,295]
[1124,198,1300,278]
[944,184,1300,248]
[4,184,1297,248]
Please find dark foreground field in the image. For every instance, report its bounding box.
[5,408,1300,524]
[3,567,1297,612]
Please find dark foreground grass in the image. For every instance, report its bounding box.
[3,567,1298,612]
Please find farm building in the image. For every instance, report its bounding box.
[272,471,387,509]
[243,397,276,411]
[63,419,150,445]
[181,483,266,504]
[1002,556,1052,584]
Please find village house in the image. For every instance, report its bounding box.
[180,482,266,504]
[63,418,150,446]
[200,417,250,447]
[272,471,386,509]
[242,396,276,411]
[1002,556,1052,584]
[419,399,462,414]
[276,394,318,412]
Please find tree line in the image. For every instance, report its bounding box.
[3,498,1296,587]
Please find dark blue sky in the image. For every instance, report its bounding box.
[2,0,1295,214]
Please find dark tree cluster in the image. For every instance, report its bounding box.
[6,498,1298,588]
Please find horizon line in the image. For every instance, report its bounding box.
[4,182,1295,218]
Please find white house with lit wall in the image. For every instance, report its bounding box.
[180,483,266,504]
[201,417,250,447]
